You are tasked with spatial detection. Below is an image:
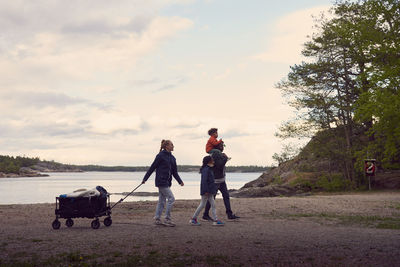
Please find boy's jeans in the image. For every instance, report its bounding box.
[192,194,217,221]
[155,186,175,220]
[204,181,232,217]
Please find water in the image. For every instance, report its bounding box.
[0,172,261,204]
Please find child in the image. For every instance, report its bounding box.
[206,128,223,154]
[189,156,224,226]
[205,128,230,160]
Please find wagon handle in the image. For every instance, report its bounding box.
[110,183,143,210]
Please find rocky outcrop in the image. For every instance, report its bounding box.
[0,167,49,178]
[230,185,307,198]
[230,161,400,198]
[31,161,82,172]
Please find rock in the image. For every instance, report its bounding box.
[230,185,297,198]
[19,167,49,177]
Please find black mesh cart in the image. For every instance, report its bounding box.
[51,186,112,230]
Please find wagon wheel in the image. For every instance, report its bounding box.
[104,217,112,227]
[91,219,100,229]
[66,218,74,227]
[52,219,61,230]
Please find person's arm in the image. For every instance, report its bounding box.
[200,168,210,194]
[142,155,161,183]
[171,158,184,186]
[209,136,223,146]
[212,151,227,168]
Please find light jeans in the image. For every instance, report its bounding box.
[155,186,175,220]
[192,194,217,221]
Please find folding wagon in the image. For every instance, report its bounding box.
[51,186,112,230]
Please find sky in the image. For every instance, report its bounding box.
[0,0,335,167]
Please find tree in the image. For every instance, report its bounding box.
[354,0,400,169]
[275,0,400,183]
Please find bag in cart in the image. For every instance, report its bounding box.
[52,185,112,230]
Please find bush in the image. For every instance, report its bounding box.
[316,173,351,192]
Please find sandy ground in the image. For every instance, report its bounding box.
[1,192,400,266]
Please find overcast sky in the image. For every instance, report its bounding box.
[0,0,334,166]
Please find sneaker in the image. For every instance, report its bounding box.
[201,214,213,222]
[154,219,163,226]
[189,218,201,226]
[228,214,240,220]
[163,218,176,227]
[212,220,225,226]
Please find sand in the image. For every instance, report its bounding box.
[1,192,400,266]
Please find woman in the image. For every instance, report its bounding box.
[142,140,184,226]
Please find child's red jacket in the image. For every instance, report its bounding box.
[206,136,223,153]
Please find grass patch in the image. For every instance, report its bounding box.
[205,254,229,266]
[0,249,239,267]
[287,212,400,229]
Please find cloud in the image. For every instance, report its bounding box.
[153,77,188,93]
[0,90,110,110]
[0,1,194,83]
[61,16,152,36]
[0,120,89,139]
[223,129,250,139]
[252,5,332,64]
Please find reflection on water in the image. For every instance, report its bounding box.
[0,172,261,204]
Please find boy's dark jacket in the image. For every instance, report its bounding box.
[200,165,217,195]
[142,150,183,187]
[211,151,228,179]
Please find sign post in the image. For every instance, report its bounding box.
[364,159,376,190]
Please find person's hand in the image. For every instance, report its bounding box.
[204,192,209,196]
[180,182,184,186]
[142,181,146,184]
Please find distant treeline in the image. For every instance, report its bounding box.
[0,155,269,174]
[78,164,269,173]
[0,155,40,173]
[78,165,149,172]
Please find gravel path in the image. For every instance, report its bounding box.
[1,192,400,266]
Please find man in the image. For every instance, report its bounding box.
[202,142,240,220]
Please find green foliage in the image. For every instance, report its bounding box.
[315,173,351,192]
[275,0,400,184]
[0,155,40,173]
[290,173,351,192]
[272,143,301,165]
[289,177,315,191]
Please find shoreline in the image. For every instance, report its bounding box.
[1,192,400,266]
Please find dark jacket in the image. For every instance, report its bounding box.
[142,150,183,187]
[211,150,228,179]
[200,166,217,195]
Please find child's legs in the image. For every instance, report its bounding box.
[203,193,216,217]
[159,186,175,220]
[155,187,166,220]
[207,195,218,221]
[192,195,209,219]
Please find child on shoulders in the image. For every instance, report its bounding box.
[205,128,230,160]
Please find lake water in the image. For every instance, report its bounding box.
[0,172,261,204]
